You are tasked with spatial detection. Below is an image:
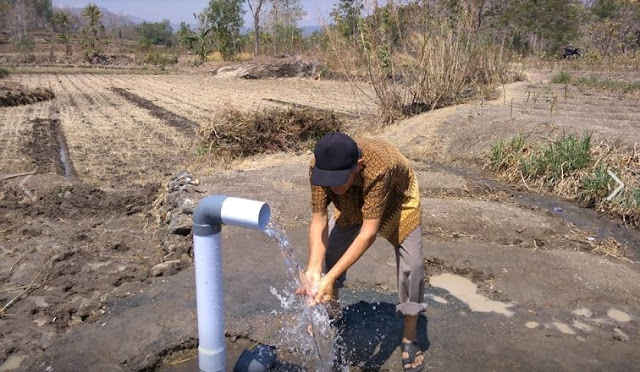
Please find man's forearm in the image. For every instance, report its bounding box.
[325,230,376,282]
[307,213,328,273]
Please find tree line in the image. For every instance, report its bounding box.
[1,0,639,62]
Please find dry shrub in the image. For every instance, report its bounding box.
[197,107,342,161]
[564,229,630,262]
[326,3,511,124]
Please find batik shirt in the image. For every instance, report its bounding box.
[311,138,421,247]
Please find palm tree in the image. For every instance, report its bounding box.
[53,11,73,56]
[81,4,106,60]
[185,28,212,62]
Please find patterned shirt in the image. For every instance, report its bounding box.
[311,138,421,247]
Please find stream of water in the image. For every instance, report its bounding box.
[264,222,339,371]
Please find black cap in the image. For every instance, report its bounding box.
[311,132,359,187]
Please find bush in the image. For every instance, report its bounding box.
[551,71,571,84]
[197,107,343,160]
[144,52,178,66]
[326,3,511,124]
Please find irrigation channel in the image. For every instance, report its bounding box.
[422,162,640,257]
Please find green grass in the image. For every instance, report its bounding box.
[579,166,614,207]
[489,134,527,169]
[631,187,640,209]
[575,76,640,93]
[551,71,572,84]
[488,132,640,227]
[519,133,591,184]
[551,71,640,94]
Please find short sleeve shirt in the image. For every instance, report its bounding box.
[310,138,421,247]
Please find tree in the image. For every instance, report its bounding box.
[267,0,305,54]
[80,4,107,60]
[139,19,174,46]
[331,0,364,40]
[247,0,268,55]
[33,0,53,28]
[185,28,213,61]
[198,0,245,60]
[176,22,192,47]
[7,0,36,54]
[487,0,581,54]
[53,10,75,56]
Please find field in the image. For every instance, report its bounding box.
[1,67,640,371]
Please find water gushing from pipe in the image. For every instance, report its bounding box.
[264,223,337,371]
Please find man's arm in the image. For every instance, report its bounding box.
[307,211,329,275]
[324,218,380,285]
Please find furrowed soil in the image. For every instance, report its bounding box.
[1,69,639,372]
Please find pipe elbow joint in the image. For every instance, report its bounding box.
[192,195,271,236]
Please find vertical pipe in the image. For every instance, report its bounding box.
[194,232,226,372]
[192,195,270,372]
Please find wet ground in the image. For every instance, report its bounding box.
[1,70,639,371]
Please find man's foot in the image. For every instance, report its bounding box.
[400,341,424,372]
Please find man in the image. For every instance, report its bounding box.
[299,132,426,371]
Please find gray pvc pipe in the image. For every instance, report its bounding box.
[192,195,271,372]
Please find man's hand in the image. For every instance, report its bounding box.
[296,270,321,303]
[312,275,335,306]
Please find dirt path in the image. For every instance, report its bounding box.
[1,71,639,371]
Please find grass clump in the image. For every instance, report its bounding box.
[579,165,614,207]
[488,133,640,230]
[0,67,9,78]
[144,52,178,66]
[491,132,591,186]
[551,71,571,84]
[574,76,640,94]
[197,107,342,161]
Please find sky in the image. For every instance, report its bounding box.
[52,0,336,27]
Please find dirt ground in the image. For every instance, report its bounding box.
[0,69,639,371]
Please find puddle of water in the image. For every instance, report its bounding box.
[429,273,514,317]
[552,322,576,335]
[572,321,593,332]
[607,308,631,323]
[572,307,593,318]
[264,223,339,371]
[425,293,449,304]
[525,321,540,329]
[0,355,25,372]
[56,132,73,178]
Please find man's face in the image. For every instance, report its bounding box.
[330,162,362,195]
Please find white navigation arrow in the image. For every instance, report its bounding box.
[606,170,624,202]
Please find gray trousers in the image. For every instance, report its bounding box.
[325,219,427,316]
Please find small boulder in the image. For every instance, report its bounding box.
[169,215,192,236]
[150,260,183,277]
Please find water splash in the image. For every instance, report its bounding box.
[264,222,337,371]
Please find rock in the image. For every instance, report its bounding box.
[165,193,181,209]
[613,328,629,342]
[169,214,192,236]
[179,198,195,215]
[150,260,183,277]
[39,332,54,350]
[77,298,101,319]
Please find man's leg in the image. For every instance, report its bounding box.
[324,218,360,318]
[395,227,426,370]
